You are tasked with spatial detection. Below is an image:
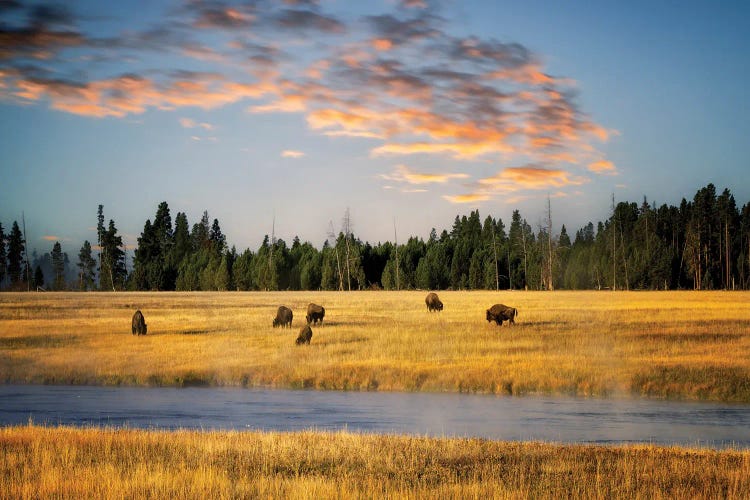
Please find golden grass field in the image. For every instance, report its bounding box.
[1,290,749,401]
[1,425,748,499]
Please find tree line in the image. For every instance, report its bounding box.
[2,184,749,291]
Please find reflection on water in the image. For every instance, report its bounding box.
[1,385,749,449]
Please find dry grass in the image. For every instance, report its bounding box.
[1,291,749,401]
[1,424,748,499]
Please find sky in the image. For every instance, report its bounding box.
[1,0,749,255]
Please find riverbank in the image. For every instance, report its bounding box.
[2,425,748,498]
[1,291,749,401]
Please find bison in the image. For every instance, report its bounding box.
[131,309,147,335]
[296,324,313,345]
[306,303,325,325]
[273,305,293,328]
[425,292,443,312]
[486,304,518,326]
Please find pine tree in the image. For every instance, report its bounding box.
[153,201,176,289]
[716,189,739,289]
[77,240,96,290]
[171,212,192,266]
[97,205,106,289]
[33,265,45,289]
[7,221,25,287]
[133,219,157,290]
[209,218,226,256]
[215,253,230,291]
[0,222,6,286]
[192,211,211,251]
[233,249,255,290]
[51,241,66,290]
[132,202,178,290]
[100,219,127,290]
[740,202,750,289]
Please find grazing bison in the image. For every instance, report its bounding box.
[296,324,313,345]
[486,304,518,326]
[306,303,325,325]
[131,309,147,335]
[273,305,293,328]
[425,292,443,312]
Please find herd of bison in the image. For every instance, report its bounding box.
[131,293,518,345]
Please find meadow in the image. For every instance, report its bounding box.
[2,424,749,498]
[0,290,749,401]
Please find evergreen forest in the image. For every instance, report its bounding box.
[2,184,750,291]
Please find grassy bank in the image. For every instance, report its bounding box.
[1,291,749,401]
[1,425,748,498]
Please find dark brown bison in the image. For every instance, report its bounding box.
[486,304,518,326]
[273,305,293,328]
[425,292,443,312]
[306,303,325,325]
[131,309,147,335]
[296,324,312,345]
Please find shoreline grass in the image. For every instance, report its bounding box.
[1,424,749,498]
[1,290,749,402]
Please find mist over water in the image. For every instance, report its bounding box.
[1,385,749,449]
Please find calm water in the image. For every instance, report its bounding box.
[1,385,749,449]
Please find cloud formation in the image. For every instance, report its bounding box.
[180,117,214,130]
[444,166,590,204]
[0,0,618,204]
[379,164,469,185]
[281,150,305,158]
[588,159,617,174]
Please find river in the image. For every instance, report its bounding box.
[1,385,749,449]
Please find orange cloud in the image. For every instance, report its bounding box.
[42,235,60,241]
[10,74,277,118]
[281,150,305,158]
[479,166,589,193]
[308,108,373,132]
[588,159,618,174]
[443,193,491,204]
[249,93,307,113]
[372,141,513,159]
[379,164,469,184]
[323,130,383,139]
[372,38,393,51]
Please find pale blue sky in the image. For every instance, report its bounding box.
[1,0,748,254]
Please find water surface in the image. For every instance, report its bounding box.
[1,385,749,449]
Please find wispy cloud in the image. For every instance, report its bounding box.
[379,164,469,185]
[478,166,589,192]
[444,166,589,204]
[180,117,214,130]
[443,193,491,204]
[281,149,305,158]
[588,159,618,174]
